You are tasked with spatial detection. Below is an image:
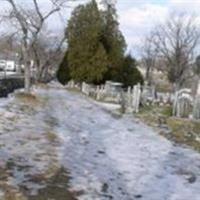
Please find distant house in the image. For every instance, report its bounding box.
[0,53,17,72]
[0,54,35,77]
[0,53,22,72]
[0,60,16,71]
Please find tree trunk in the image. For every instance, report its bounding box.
[196,79,200,96]
[24,61,31,93]
[23,39,32,93]
[172,82,180,116]
[145,68,150,85]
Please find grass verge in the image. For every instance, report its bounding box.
[136,105,200,152]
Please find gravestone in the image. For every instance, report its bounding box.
[125,86,133,113]
[173,88,193,118]
[193,80,200,119]
[132,83,141,113]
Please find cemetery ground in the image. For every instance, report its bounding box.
[136,104,200,152]
[0,83,200,200]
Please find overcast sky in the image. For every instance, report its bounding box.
[117,0,200,55]
[1,0,200,56]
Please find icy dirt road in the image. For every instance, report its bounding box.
[0,84,200,200]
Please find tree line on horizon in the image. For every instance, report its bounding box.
[57,0,143,87]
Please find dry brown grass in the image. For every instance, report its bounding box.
[15,92,40,106]
[35,83,50,89]
[166,117,200,151]
[45,132,60,143]
[137,105,200,152]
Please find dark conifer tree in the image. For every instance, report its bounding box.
[67,0,108,83]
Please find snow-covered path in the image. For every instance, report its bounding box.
[0,85,200,200]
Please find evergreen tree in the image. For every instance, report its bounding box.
[67,0,108,84]
[195,55,200,76]
[100,2,126,81]
[58,0,141,87]
[56,52,71,85]
[119,55,144,87]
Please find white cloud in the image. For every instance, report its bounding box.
[169,0,200,14]
[119,4,167,28]
[118,3,168,54]
[170,0,200,7]
[1,0,200,57]
[117,0,200,55]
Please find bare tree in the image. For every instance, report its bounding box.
[30,30,66,82]
[153,13,200,91]
[1,0,74,92]
[140,33,158,85]
[0,34,16,60]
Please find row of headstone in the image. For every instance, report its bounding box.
[96,85,107,101]
[193,96,200,119]
[96,85,102,101]
[66,80,143,113]
[96,82,122,103]
[141,83,173,106]
[172,88,200,119]
[67,80,175,114]
[67,80,75,88]
[141,84,156,104]
[173,88,193,118]
[124,84,141,113]
[193,80,200,119]
[67,80,200,120]
[81,82,90,96]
